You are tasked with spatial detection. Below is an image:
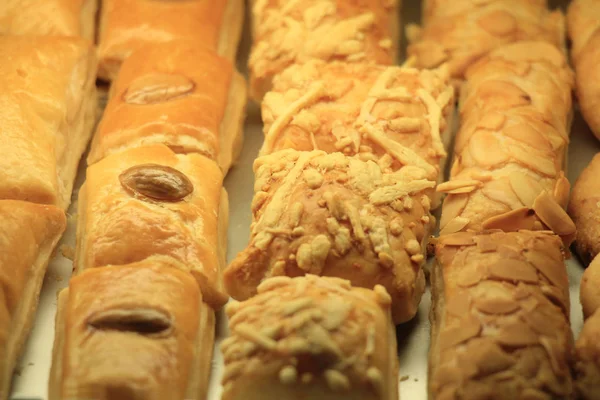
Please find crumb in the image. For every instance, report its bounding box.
[60,245,76,261]
[28,362,34,366]
[13,366,22,376]
[400,375,409,382]
[414,378,418,382]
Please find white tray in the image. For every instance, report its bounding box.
[9,1,595,398]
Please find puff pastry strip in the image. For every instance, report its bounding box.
[0,201,66,400]
[432,231,573,399]
[248,0,400,101]
[49,260,215,400]
[0,0,96,39]
[97,0,244,81]
[568,0,600,141]
[407,0,565,83]
[0,36,97,210]
[225,150,435,324]
[438,42,575,244]
[88,42,247,173]
[222,275,398,400]
[261,60,454,208]
[75,144,229,309]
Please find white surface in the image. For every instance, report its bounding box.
[9,1,596,399]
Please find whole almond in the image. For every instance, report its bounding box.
[124,73,194,105]
[119,164,194,201]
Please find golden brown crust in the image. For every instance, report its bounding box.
[224,150,435,324]
[248,0,399,101]
[438,42,575,245]
[261,60,455,207]
[88,41,247,174]
[568,0,600,141]
[432,230,573,399]
[221,275,398,400]
[407,0,565,82]
[0,0,96,39]
[49,261,215,400]
[75,144,229,309]
[0,201,66,400]
[0,36,97,210]
[97,0,244,81]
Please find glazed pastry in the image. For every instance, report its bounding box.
[438,42,575,244]
[407,0,564,82]
[568,0,600,141]
[221,275,398,400]
[248,0,400,101]
[431,231,573,399]
[575,255,600,399]
[88,41,247,173]
[75,144,229,309]
[97,0,244,81]
[260,60,455,208]
[0,0,96,39]
[0,201,66,400]
[225,150,436,324]
[569,154,600,264]
[49,260,215,400]
[0,36,97,210]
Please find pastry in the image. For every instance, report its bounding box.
[49,260,215,400]
[437,42,575,244]
[248,0,400,101]
[568,0,600,141]
[0,0,96,39]
[575,255,600,399]
[225,149,436,324]
[260,60,455,208]
[0,201,66,400]
[88,41,247,174]
[569,153,600,264]
[431,230,573,399]
[74,144,229,309]
[97,0,244,81]
[0,36,97,210]
[407,0,565,83]
[221,275,398,400]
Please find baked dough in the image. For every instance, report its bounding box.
[75,144,229,309]
[221,275,398,400]
[97,0,244,81]
[568,0,600,141]
[248,0,400,101]
[0,0,96,39]
[407,0,565,82]
[88,41,247,174]
[432,230,573,399]
[260,60,454,208]
[225,150,436,324]
[49,260,215,400]
[437,42,575,244]
[0,201,66,400]
[0,35,97,210]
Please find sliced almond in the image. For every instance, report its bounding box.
[473,296,520,314]
[476,112,506,131]
[119,164,194,201]
[440,194,468,228]
[477,9,517,36]
[439,316,482,350]
[469,131,510,166]
[469,339,515,377]
[487,259,538,284]
[437,180,482,193]
[532,191,576,236]
[438,231,475,246]
[496,322,539,347]
[124,73,194,104]
[503,122,552,152]
[553,174,570,209]
[445,296,471,316]
[440,217,470,236]
[524,251,565,288]
[457,266,485,288]
[509,145,557,177]
[473,235,498,253]
[509,173,541,208]
[481,179,522,209]
[481,207,536,232]
[539,337,567,375]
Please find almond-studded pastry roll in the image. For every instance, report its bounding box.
[260,60,455,208]
[49,260,215,400]
[88,42,247,173]
[0,36,97,210]
[75,144,229,309]
[569,153,600,264]
[0,201,66,400]
[221,275,399,400]
[568,0,600,141]
[97,0,244,81]
[438,42,575,244]
[431,231,573,399]
[225,150,435,324]
[0,0,96,39]
[575,255,600,399]
[407,0,564,83]
[248,0,400,101]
